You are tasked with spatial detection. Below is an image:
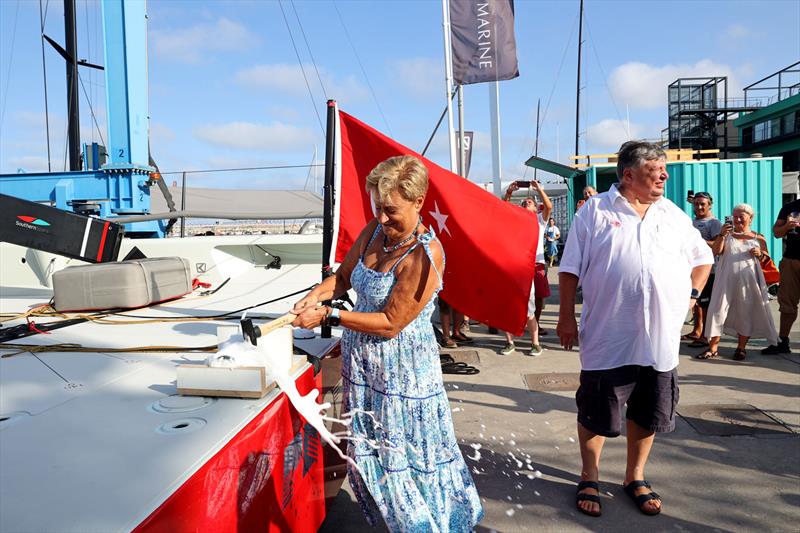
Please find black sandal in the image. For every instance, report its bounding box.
[441,361,480,375]
[623,480,661,516]
[576,480,602,517]
[733,348,747,361]
[695,350,719,360]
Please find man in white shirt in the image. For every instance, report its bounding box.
[557,141,713,518]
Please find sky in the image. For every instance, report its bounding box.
[1,0,798,191]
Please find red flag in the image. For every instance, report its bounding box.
[334,110,537,336]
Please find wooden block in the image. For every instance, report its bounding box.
[176,355,307,399]
[177,365,270,399]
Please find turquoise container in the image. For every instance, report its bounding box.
[568,157,784,261]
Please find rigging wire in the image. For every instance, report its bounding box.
[78,71,106,148]
[277,0,325,136]
[289,0,328,100]
[0,0,22,135]
[518,11,579,177]
[331,0,393,136]
[39,0,52,171]
[158,163,324,176]
[585,23,627,139]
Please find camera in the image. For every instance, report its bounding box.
[515,180,531,188]
[724,215,733,225]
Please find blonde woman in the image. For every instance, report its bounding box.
[292,155,482,531]
[699,204,779,360]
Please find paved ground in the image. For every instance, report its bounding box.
[320,268,800,532]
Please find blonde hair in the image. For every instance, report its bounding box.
[365,155,429,203]
[733,203,755,219]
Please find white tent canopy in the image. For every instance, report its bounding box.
[150,187,323,220]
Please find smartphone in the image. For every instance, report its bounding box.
[515,180,531,188]
[724,215,733,225]
[687,189,694,201]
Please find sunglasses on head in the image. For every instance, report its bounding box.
[694,192,713,202]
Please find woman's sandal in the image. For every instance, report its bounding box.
[733,348,747,361]
[441,362,480,375]
[575,480,602,517]
[441,338,458,349]
[681,333,700,341]
[623,480,661,516]
[695,350,719,360]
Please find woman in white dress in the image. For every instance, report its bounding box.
[698,203,778,360]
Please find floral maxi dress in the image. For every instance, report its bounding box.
[341,227,483,532]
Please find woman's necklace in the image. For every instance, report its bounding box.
[382,216,421,253]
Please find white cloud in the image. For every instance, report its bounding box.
[151,18,258,63]
[608,60,740,110]
[151,123,176,144]
[193,121,316,151]
[235,64,368,102]
[724,24,752,40]
[389,57,443,99]
[585,119,643,152]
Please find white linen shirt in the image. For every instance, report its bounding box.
[560,184,714,372]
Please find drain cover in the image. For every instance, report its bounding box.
[156,417,207,435]
[678,404,794,436]
[524,373,580,392]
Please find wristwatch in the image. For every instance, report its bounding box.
[690,288,701,300]
[328,307,341,327]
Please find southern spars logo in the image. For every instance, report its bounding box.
[15,215,51,233]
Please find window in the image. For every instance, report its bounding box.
[754,122,768,142]
[742,126,753,145]
[771,118,782,138]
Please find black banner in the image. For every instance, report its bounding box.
[450,0,519,85]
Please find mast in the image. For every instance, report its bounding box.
[574,0,584,159]
[64,0,81,171]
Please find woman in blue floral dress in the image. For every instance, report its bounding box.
[292,155,482,532]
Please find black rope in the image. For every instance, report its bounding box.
[0,284,316,343]
[107,284,317,320]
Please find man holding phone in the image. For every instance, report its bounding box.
[500,179,552,356]
[683,192,722,347]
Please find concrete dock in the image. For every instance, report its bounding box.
[320,268,800,532]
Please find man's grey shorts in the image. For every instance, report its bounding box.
[575,365,679,438]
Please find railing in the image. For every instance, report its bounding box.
[118,164,325,238]
[569,148,720,168]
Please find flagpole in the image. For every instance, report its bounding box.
[534,98,541,182]
[321,99,338,339]
[441,0,457,172]
[490,81,502,196]
[458,84,466,177]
